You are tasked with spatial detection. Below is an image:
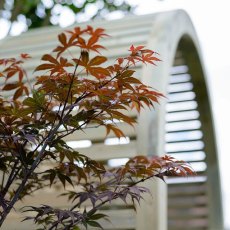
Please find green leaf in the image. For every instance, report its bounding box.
[23,90,45,111]
[57,173,66,188]
[13,87,23,100]
[49,171,56,186]
[90,213,108,220]
[70,109,96,125]
[87,220,103,229]
[23,96,34,105]
[57,173,73,188]
[19,107,35,116]
[0,160,7,171]
[64,175,74,187]
[72,226,81,230]
[34,63,55,72]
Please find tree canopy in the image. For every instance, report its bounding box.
[0,0,133,37]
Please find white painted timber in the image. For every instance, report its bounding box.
[0,10,223,230]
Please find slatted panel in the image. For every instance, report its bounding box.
[166,53,209,230]
[0,19,151,230]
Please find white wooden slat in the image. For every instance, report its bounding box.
[168,207,208,221]
[165,130,203,142]
[0,27,150,56]
[168,218,208,229]
[38,141,137,169]
[0,34,149,60]
[165,110,199,122]
[168,195,207,208]
[169,151,206,162]
[168,184,207,196]
[166,100,198,112]
[167,82,193,93]
[165,120,201,132]
[77,140,137,161]
[97,209,136,230]
[165,140,204,152]
[169,73,191,84]
[0,17,154,49]
[170,65,189,75]
[63,122,136,142]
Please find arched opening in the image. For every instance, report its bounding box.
[166,35,223,230]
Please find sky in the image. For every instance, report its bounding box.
[0,0,230,228]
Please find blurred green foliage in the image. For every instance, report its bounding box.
[0,0,133,29]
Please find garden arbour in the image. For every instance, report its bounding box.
[0,10,223,230]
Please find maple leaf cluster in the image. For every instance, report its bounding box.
[0,26,194,229]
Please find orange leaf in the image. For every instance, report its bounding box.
[129,45,145,54]
[23,85,29,96]
[34,64,55,72]
[42,54,59,64]
[20,53,31,59]
[105,124,125,138]
[120,70,135,78]
[18,69,24,82]
[87,35,99,47]
[89,56,107,66]
[89,67,110,77]
[81,51,89,66]
[6,70,17,79]
[58,33,67,45]
[13,87,23,100]
[2,83,19,91]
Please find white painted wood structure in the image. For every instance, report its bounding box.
[0,10,223,230]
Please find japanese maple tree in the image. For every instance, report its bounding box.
[0,26,194,229]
